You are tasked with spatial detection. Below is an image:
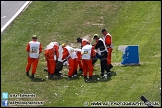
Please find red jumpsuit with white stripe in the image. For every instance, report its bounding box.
[26,39,42,75]
[81,45,96,77]
[44,44,59,75]
[103,33,113,65]
[62,46,77,77]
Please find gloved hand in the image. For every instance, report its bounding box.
[95,53,100,59]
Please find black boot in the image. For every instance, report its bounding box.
[109,64,113,69]
[67,76,72,80]
[31,74,34,78]
[48,73,54,79]
[84,76,88,80]
[79,68,83,72]
[54,72,61,76]
[44,68,48,72]
[26,72,29,76]
[100,72,104,77]
[89,76,93,80]
[84,76,88,82]
[107,72,111,77]
[73,70,78,76]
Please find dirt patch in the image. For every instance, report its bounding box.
[83,21,105,27]
[112,62,123,66]
[92,23,105,26]
[82,34,91,41]
[95,62,122,66]
[154,54,161,58]
[70,43,79,48]
[46,32,62,43]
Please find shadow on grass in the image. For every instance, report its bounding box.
[84,77,98,83]
[77,72,83,76]
[47,76,65,81]
[84,80,97,83]
[121,64,141,67]
[62,75,81,81]
[110,71,117,76]
[84,75,112,83]
[30,77,46,82]
[99,76,112,82]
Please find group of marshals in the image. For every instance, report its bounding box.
[25,29,113,80]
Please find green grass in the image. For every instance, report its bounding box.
[1,1,161,107]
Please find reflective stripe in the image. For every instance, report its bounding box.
[58,45,63,61]
[97,38,107,55]
[100,50,106,53]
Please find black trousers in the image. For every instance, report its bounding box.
[92,56,98,66]
[99,51,110,75]
[54,61,63,74]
